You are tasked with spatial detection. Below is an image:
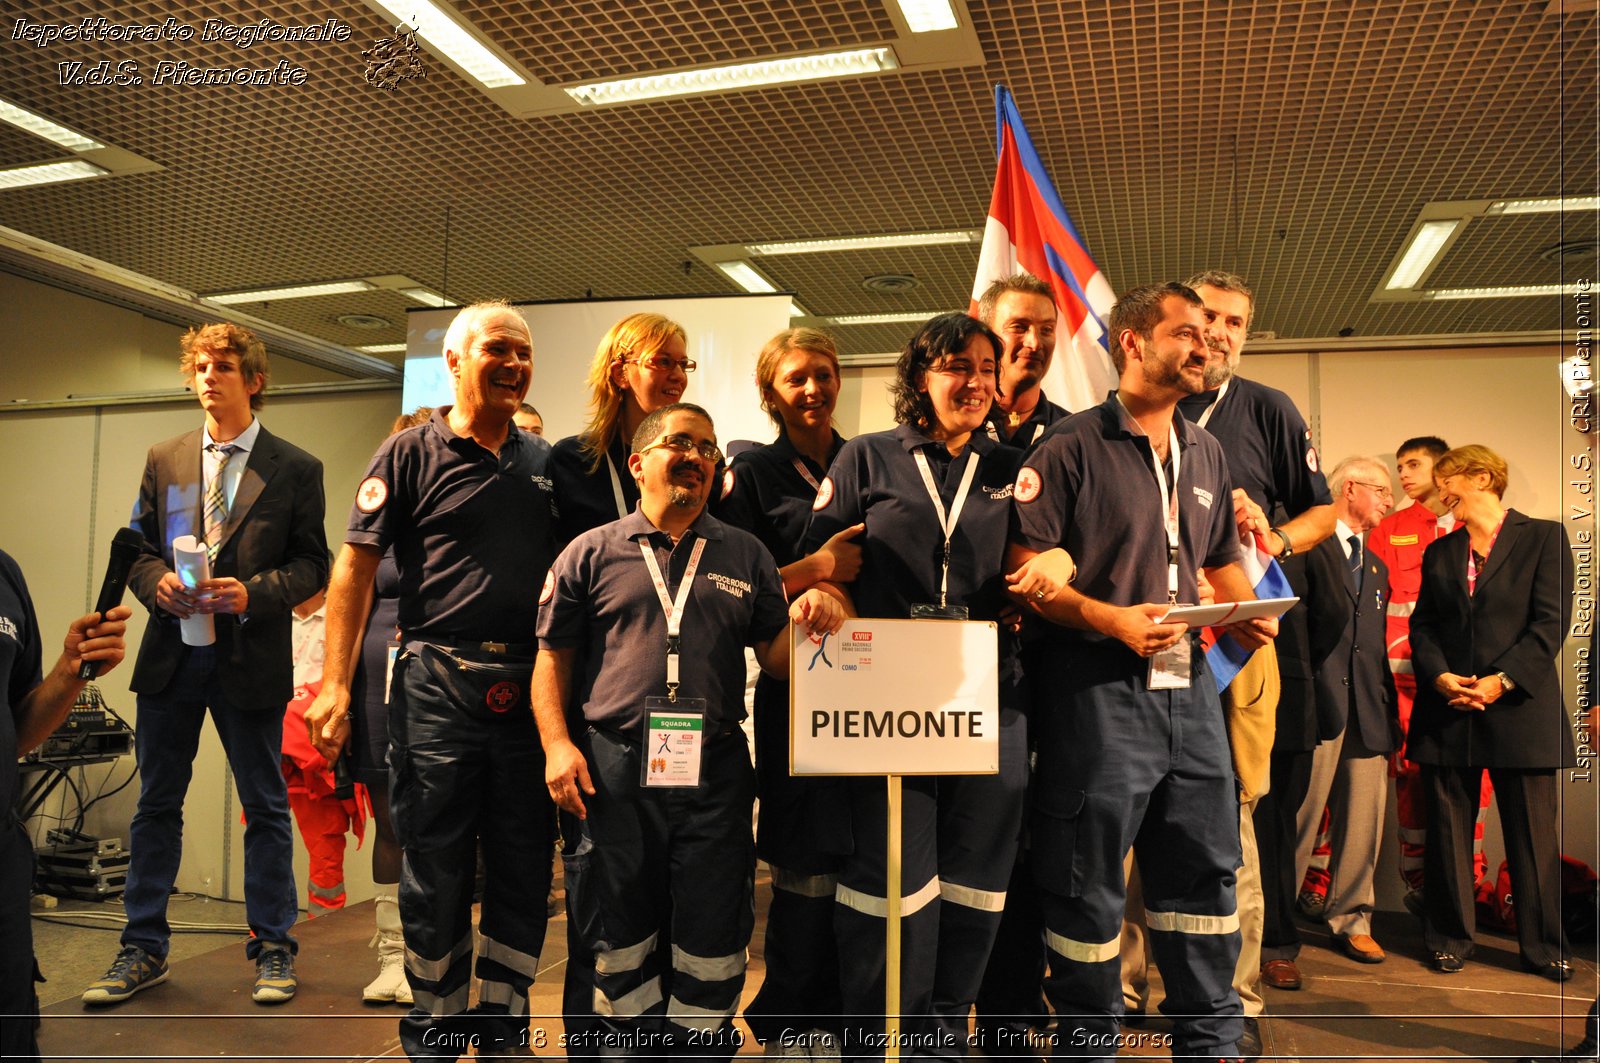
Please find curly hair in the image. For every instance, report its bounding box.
[889,313,1003,429]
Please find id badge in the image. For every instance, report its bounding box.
[642,696,706,788]
[1147,636,1192,690]
[910,603,969,621]
[383,639,400,705]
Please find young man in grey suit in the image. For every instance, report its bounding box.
[84,323,328,1007]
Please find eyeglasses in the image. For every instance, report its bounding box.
[1349,480,1394,499]
[625,353,697,374]
[643,433,723,464]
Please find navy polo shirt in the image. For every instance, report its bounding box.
[983,390,1069,453]
[1014,396,1240,657]
[0,550,42,814]
[538,509,788,733]
[346,406,556,644]
[802,424,1024,678]
[717,430,844,566]
[551,432,638,547]
[1177,376,1330,523]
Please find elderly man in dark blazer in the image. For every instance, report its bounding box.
[83,323,327,1008]
[1408,444,1575,981]
[1291,456,1399,964]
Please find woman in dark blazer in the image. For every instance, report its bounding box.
[1407,444,1575,979]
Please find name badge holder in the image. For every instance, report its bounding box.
[909,448,979,621]
[639,536,709,787]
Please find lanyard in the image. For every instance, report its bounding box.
[791,458,821,492]
[638,536,707,701]
[1117,396,1183,602]
[605,450,631,519]
[1193,379,1231,431]
[912,447,980,608]
[1466,516,1504,596]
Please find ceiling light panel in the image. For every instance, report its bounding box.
[893,0,959,32]
[367,0,527,88]
[829,312,938,325]
[0,160,107,190]
[207,280,376,304]
[747,229,982,256]
[1488,196,1600,215]
[0,98,104,152]
[1385,220,1462,290]
[1424,284,1583,300]
[717,261,778,293]
[566,48,899,107]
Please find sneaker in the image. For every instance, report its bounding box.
[1295,889,1327,919]
[82,946,169,1006]
[252,942,297,1004]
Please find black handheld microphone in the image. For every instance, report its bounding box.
[78,527,144,680]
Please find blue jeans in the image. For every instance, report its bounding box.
[121,646,297,960]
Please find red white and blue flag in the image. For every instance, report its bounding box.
[1201,533,1295,692]
[969,85,1117,413]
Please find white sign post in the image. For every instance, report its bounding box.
[790,618,1000,1059]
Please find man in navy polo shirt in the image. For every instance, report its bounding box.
[307,300,557,1061]
[1010,282,1276,1061]
[534,401,841,1061]
[978,272,1070,451]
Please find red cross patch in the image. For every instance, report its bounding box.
[355,476,388,513]
[811,475,835,511]
[1015,466,1042,504]
[485,681,520,713]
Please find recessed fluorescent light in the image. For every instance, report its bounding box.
[1488,196,1600,215]
[358,343,409,354]
[399,287,449,307]
[207,280,376,304]
[717,261,778,294]
[0,159,108,190]
[894,0,959,32]
[788,301,809,318]
[368,0,526,89]
[1425,284,1583,300]
[566,47,898,107]
[828,312,937,326]
[747,229,981,256]
[0,99,104,152]
[1385,219,1461,290]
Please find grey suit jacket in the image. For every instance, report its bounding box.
[127,424,328,710]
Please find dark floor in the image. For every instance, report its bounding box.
[31,873,1599,1061]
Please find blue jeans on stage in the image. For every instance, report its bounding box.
[120,646,298,961]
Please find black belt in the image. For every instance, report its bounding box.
[404,639,536,658]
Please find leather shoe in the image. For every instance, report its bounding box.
[1529,959,1574,982]
[1431,951,1464,973]
[1260,958,1302,990]
[1338,933,1386,964]
[1237,1016,1262,1061]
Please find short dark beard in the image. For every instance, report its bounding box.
[668,485,696,508]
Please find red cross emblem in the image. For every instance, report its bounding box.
[485,681,519,713]
[356,476,388,513]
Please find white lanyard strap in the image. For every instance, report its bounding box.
[606,451,630,519]
[1194,379,1231,431]
[1117,396,1183,602]
[791,458,821,492]
[912,447,980,608]
[638,536,707,700]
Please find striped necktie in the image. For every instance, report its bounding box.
[203,443,238,562]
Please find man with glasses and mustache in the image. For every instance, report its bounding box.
[306,300,558,1061]
[534,402,842,1062]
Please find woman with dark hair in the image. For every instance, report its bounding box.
[1407,444,1575,980]
[803,312,1070,1057]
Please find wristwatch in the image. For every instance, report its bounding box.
[1493,671,1515,692]
[1271,527,1295,558]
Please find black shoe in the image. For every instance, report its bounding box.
[1237,1017,1262,1061]
[1528,959,1574,983]
[1516,1040,1598,1063]
[1123,1008,1148,1028]
[1402,888,1426,919]
[1431,951,1464,973]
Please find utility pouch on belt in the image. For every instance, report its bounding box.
[411,642,534,723]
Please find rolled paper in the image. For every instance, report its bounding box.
[172,534,216,647]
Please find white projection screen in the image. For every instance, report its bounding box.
[401,294,794,447]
